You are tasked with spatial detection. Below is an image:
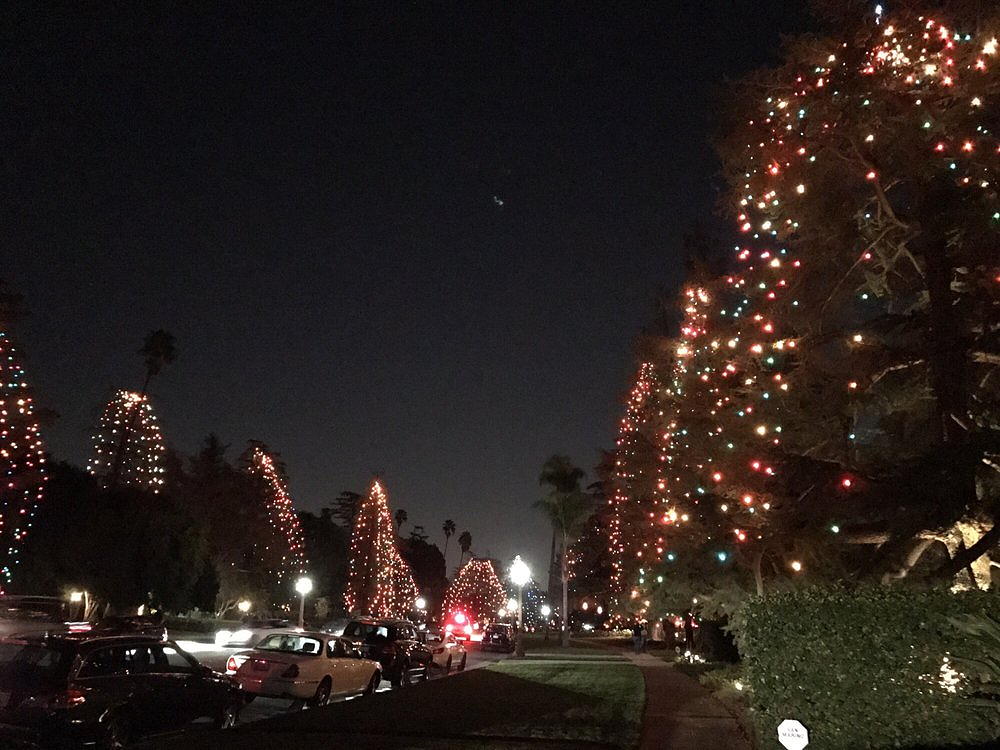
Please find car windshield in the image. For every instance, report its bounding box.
[255,634,323,654]
[343,622,392,640]
[0,642,73,688]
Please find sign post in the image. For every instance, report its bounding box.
[777,719,809,750]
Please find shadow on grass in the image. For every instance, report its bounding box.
[149,667,628,749]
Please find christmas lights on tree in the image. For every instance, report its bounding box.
[245,443,307,582]
[344,478,418,617]
[87,390,166,492]
[609,4,1000,609]
[442,558,506,622]
[0,328,47,589]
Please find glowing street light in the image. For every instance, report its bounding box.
[237,599,251,614]
[540,603,552,643]
[509,556,531,656]
[69,591,83,604]
[295,576,313,629]
[415,596,427,611]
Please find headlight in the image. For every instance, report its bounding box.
[215,630,233,646]
[231,629,253,643]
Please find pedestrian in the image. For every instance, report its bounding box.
[650,618,665,644]
[631,621,643,654]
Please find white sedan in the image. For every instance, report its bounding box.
[227,631,381,706]
[422,629,467,673]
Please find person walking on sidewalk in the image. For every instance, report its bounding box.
[632,621,644,654]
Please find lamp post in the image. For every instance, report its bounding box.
[540,604,551,642]
[509,556,531,657]
[295,576,313,630]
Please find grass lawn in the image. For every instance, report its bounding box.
[478,659,644,747]
[150,656,644,750]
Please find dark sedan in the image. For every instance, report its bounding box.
[480,623,515,653]
[0,633,243,748]
[342,618,432,687]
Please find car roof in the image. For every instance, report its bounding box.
[1,633,169,652]
[255,630,329,639]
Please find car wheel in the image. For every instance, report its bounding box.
[215,701,240,729]
[309,678,332,708]
[445,655,452,673]
[459,653,467,671]
[100,713,131,750]
[363,671,380,695]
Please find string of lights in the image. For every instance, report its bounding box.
[0,330,47,590]
[442,558,506,622]
[344,478,418,617]
[87,390,166,492]
[245,445,307,582]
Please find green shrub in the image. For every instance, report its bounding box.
[733,587,1000,749]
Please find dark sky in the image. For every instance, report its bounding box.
[4,2,808,577]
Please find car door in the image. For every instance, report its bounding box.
[140,643,206,729]
[75,646,154,732]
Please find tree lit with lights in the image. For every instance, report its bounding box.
[344,478,418,617]
[442,558,506,622]
[244,443,307,582]
[88,390,167,491]
[0,324,47,589]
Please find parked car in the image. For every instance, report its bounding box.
[480,623,515,653]
[0,595,89,639]
[420,629,467,673]
[90,614,168,641]
[215,617,293,648]
[342,618,432,687]
[0,633,242,748]
[320,617,351,636]
[227,630,380,706]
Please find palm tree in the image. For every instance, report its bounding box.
[458,531,472,566]
[394,508,408,532]
[442,519,456,571]
[535,457,593,647]
[539,456,585,598]
[109,330,177,486]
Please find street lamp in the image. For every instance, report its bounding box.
[237,599,251,614]
[415,596,427,611]
[509,556,531,657]
[295,576,313,630]
[540,604,552,642]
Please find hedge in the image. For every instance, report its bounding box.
[733,587,1000,749]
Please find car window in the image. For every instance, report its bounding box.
[146,645,196,673]
[79,646,126,678]
[256,634,322,654]
[327,639,347,658]
[0,642,73,685]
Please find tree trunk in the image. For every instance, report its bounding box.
[561,531,569,648]
[443,537,450,574]
[752,550,764,596]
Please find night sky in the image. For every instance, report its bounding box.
[4,3,809,575]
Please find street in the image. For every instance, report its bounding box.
[174,637,511,725]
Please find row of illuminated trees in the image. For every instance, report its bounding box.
[0,296,496,619]
[606,2,1000,619]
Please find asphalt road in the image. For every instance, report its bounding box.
[175,638,511,725]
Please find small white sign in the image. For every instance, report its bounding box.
[777,719,809,750]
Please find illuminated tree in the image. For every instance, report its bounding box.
[88,390,166,492]
[441,558,506,622]
[0,297,47,589]
[243,442,307,583]
[717,2,1000,583]
[344,478,418,617]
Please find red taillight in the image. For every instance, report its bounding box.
[226,656,238,672]
[280,664,299,679]
[50,689,86,709]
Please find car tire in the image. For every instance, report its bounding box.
[215,701,240,729]
[100,713,131,750]
[459,653,467,671]
[309,678,332,708]
[363,671,380,695]
[445,655,452,673]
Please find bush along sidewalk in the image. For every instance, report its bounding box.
[732,587,1000,749]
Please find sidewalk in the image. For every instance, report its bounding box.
[623,653,750,750]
